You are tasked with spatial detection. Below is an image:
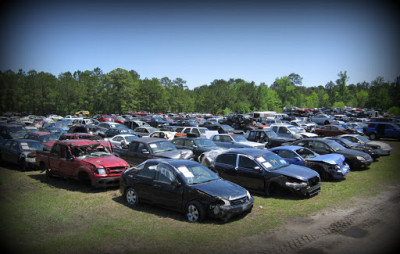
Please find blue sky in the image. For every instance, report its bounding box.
[1,0,399,88]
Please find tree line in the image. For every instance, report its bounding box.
[1,68,399,116]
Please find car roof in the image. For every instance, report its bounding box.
[57,139,100,146]
[223,148,270,156]
[270,145,303,151]
[131,137,166,143]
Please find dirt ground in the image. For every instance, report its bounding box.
[224,185,400,254]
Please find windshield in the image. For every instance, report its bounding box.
[195,139,215,147]
[221,125,234,130]
[149,141,177,154]
[265,130,278,137]
[20,141,43,151]
[231,135,248,142]
[39,134,59,143]
[72,144,111,159]
[256,152,289,171]
[288,126,302,133]
[326,140,345,151]
[125,136,138,143]
[356,135,371,143]
[175,163,219,185]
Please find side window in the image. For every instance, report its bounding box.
[192,129,200,135]
[137,162,157,178]
[384,124,394,130]
[314,141,328,151]
[114,136,122,142]
[51,144,61,156]
[183,128,191,134]
[155,164,176,183]
[185,139,195,147]
[279,127,288,134]
[221,136,232,142]
[213,135,221,142]
[137,143,148,153]
[10,141,19,152]
[216,154,237,166]
[278,150,296,159]
[129,142,139,152]
[272,126,278,132]
[238,156,257,169]
[248,132,256,140]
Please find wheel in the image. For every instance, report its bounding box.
[324,120,330,125]
[79,172,93,186]
[369,133,377,140]
[18,158,27,171]
[125,187,139,207]
[186,201,205,222]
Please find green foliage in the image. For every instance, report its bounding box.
[387,106,400,116]
[0,69,398,115]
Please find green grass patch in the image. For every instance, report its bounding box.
[1,141,399,253]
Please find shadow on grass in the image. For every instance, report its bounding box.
[28,172,119,193]
[112,194,252,225]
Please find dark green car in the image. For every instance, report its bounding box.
[172,137,220,161]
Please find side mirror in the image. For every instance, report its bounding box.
[171,180,181,188]
[253,166,262,172]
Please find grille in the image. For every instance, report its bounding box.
[308,176,320,187]
[230,196,247,205]
[108,167,127,175]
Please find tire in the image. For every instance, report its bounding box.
[125,187,139,207]
[186,201,205,222]
[79,172,93,186]
[369,133,377,140]
[18,158,27,171]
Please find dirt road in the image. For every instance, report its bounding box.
[226,185,400,254]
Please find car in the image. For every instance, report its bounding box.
[119,159,254,222]
[97,122,126,129]
[175,127,218,139]
[211,134,265,149]
[133,126,159,137]
[0,139,43,170]
[106,134,139,148]
[104,128,136,137]
[270,124,317,139]
[311,114,335,125]
[75,111,90,117]
[338,134,392,156]
[290,120,316,132]
[149,117,167,128]
[269,146,350,180]
[314,125,351,137]
[149,131,176,140]
[364,122,400,140]
[99,115,114,122]
[123,120,150,130]
[290,138,373,170]
[114,138,193,165]
[24,131,60,144]
[326,136,381,160]
[0,124,28,139]
[172,137,221,161]
[211,149,321,197]
[246,128,295,148]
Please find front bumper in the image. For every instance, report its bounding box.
[351,158,373,169]
[332,163,350,180]
[92,176,121,188]
[210,197,254,222]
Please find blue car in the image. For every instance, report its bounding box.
[270,146,350,180]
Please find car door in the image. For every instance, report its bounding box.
[236,155,265,191]
[383,124,398,138]
[214,153,238,183]
[57,145,79,177]
[151,163,183,209]
[133,162,157,203]
[1,140,14,163]
[311,141,331,155]
[276,149,304,166]
[6,140,20,164]
[49,143,63,173]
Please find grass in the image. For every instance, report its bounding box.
[1,140,400,253]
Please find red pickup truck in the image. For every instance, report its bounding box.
[36,139,129,187]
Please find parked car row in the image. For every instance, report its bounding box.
[0,111,397,223]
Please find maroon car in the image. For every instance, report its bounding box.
[314,125,350,137]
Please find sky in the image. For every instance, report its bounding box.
[1,0,399,89]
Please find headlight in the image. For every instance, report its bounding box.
[220,198,230,206]
[246,190,252,200]
[356,156,365,161]
[96,168,106,174]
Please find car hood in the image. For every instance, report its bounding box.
[82,155,128,168]
[274,164,318,181]
[367,141,392,151]
[307,154,345,165]
[155,149,193,159]
[336,148,371,159]
[237,141,265,149]
[301,132,318,138]
[192,179,247,200]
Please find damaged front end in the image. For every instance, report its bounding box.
[306,154,350,180]
[283,176,321,197]
[208,191,254,222]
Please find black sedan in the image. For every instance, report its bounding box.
[0,139,43,170]
[120,159,254,222]
[172,137,221,161]
[325,137,381,160]
[212,149,321,197]
[290,138,373,169]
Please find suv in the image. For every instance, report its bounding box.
[247,129,295,148]
[364,122,400,140]
[270,124,317,140]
